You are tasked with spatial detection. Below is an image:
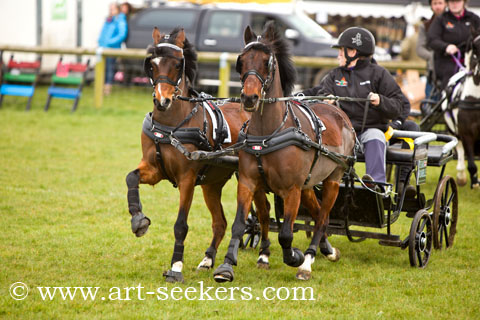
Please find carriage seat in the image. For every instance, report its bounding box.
[356,143,453,167]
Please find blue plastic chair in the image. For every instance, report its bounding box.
[44,57,90,112]
[0,52,42,110]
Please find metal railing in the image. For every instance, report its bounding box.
[0,45,427,108]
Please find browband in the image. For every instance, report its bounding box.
[156,43,183,53]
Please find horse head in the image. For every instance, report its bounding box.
[236,21,296,112]
[468,28,480,85]
[144,27,197,111]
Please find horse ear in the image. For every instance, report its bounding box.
[152,27,162,45]
[263,21,276,42]
[175,29,186,48]
[244,25,256,45]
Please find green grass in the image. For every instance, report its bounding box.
[1,85,480,319]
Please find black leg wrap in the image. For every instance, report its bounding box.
[259,239,271,256]
[224,238,241,266]
[171,243,184,266]
[205,246,217,266]
[127,188,142,214]
[282,247,305,268]
[126,170,143,215]
[304,244,317,258]
[320,238,334,256]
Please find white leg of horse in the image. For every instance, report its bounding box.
[257,254,270,269]
[296,254,315,281]
[197,256,213,270]
[456,141,468,187]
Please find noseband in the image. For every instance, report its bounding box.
[237,38,276,100]
[144,42,185,103]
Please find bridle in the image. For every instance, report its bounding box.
[144,41,185,108]
[236,37,276,111]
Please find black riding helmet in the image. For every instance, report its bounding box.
[332,27,376,66]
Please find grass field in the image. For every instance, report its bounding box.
[1,86,480,319]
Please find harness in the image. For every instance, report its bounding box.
[142,96,230,187]
[238,100,355,190]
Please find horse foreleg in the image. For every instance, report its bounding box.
[456,141,468,187]
[126,168,152,237]
[253,190,271,269]
[164,176,196,283]
[196,182,228,271]
[213,181,254,283]
[278,186,304,268]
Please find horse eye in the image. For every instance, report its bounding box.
[175,63,181,70]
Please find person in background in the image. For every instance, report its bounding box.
[120,2,134,20]
[427,0,480,90]
[302,27,405,188]
[416,0,446,105]
[400,20,424,62]
[98,3,128,95]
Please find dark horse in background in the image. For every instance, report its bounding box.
[213,22,356,281]
[126,27,267,282]
[454,28,480,189]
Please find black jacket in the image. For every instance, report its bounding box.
[302,58,405,133]
[427,9,480,89]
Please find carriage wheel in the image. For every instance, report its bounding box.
[408,209,433,268]
[432,176,458,250]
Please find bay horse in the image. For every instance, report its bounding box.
[125,27,268,283]
[213,21,356,281]
[454,28,480,189]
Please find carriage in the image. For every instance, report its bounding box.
[244,130,458,268]
[127,24,468,283]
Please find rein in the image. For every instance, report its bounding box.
[175,94,374,104]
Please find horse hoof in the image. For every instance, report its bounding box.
[325,248,341,262]
[163,270,184,283]
[456,176,467,187]
[472,183,480,189]
[296,270,311,281]
[196,256,213,271]
[131,212,151,237]
[213,263,234,283]
[257,254,270,269]
[284,248,305,268]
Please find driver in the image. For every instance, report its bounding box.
[427,0,480,89]
[302,27,406,187]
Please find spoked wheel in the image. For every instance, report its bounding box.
[432,176,458,250]
[409,209,433,268]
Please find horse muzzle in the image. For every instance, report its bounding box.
[241,93,259,112]
[153,97,172,111]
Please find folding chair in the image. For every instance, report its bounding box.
[0,52,42,111]
[44,57,90,112]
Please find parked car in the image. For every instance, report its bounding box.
[122,3,390,92]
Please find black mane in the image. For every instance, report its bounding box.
[257,21,297,95]
[146,27,198,86]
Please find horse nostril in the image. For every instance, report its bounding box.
[164,98,171,106]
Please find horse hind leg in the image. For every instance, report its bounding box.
[196,182,229,271]
[126,169,151,237]
[253,190,271,269]
[296,181,340,281]
[463,139,479,188]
